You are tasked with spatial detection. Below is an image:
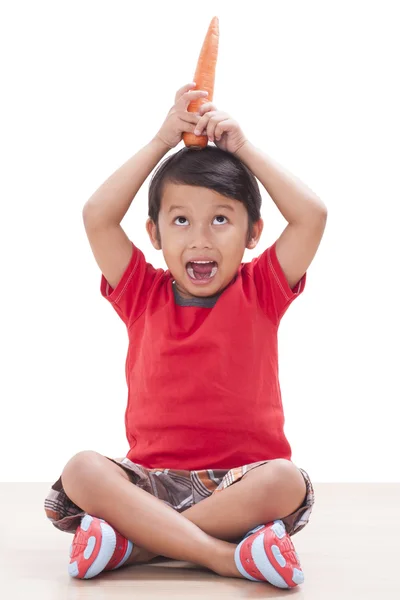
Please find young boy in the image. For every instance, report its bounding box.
[44,82,327,588]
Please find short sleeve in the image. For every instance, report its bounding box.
[251,240,306,324]
[100,241,163,327]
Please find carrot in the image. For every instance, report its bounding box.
[183,16,219,149]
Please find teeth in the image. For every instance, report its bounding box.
[187,265,218,280]
[192,261,214,264]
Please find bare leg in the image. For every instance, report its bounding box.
[181,458,307,541]
[62,451,239,578]
[127,457,305,566]
[62,452,306,576]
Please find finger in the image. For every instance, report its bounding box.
[198,102,218,114]
[194,110,218,136]
[179,89,209,110]
[178,109,202,125]
[195,111,230,138]
[206,114,226,141]
[174,82,196,103]
[214,122,224,140]
[214,118,235,140]
[182,121,201,134]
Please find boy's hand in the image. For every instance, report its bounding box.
[155,82,208,150]
[194,102,249,154]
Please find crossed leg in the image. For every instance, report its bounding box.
[61,451,306,577]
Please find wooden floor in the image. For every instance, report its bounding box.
[1,482,398,599]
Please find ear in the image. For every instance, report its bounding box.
[146,218,162,250]
[246,218,264,249]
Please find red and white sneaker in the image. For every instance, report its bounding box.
[68,515,133,579]
[234,520,304,589]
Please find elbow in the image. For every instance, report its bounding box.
[313,201,328,222]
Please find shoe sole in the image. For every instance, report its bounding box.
[69,515,117,579]
[234,520,304,588]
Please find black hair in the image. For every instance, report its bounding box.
[148,145,262,246]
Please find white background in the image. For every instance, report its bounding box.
[1,1,399,482]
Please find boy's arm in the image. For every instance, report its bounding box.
[82,137,169,289]
[83,136,169,226]
[236,141,327,289]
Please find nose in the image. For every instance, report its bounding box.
[188,222,214,249]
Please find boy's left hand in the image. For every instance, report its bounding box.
[193,102,248,154]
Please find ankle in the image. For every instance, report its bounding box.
[124,545,159,566]
[207,542,242,579]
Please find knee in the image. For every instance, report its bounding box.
[61,450,104,493]
[255,459,306,516]
[271,458,300,477]
[269,459,305,487]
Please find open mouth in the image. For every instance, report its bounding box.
[186,261,218,282]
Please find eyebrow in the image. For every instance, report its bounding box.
[168,204,235,214]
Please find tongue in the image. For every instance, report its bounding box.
[191,262,215,275]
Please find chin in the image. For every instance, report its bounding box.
[174,276,220,299]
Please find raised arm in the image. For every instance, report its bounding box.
[235,142,327,289]
[82,83,207,289]
[82,137,169,289]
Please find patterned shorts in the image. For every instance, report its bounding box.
[44,456,315,540]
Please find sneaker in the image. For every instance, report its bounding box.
[68,514,133,579]
[234,520,304,588]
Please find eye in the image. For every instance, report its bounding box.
[174,216,188,226]
[173,215,228,226]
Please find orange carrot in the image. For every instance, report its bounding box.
[183,16,219,149]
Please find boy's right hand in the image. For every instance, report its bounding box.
[155,82,209,150]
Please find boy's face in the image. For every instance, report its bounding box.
[146,182,262,300]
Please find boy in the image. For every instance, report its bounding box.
[44,82,327,588]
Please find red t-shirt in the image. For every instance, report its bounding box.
[100,240,306,470]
